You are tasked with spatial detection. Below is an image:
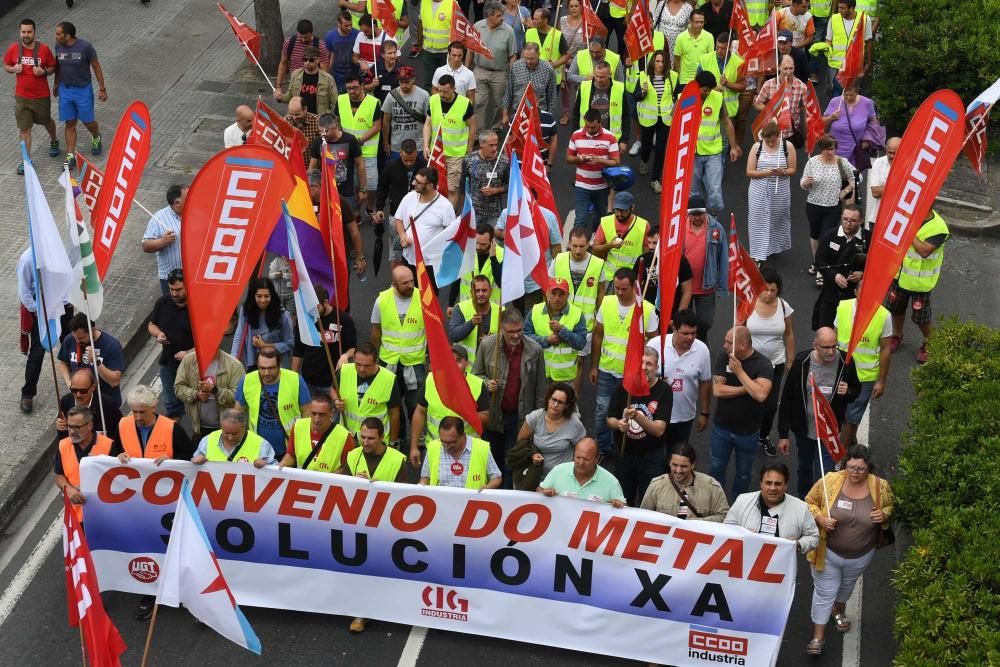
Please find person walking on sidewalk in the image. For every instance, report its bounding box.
[53,22,105,167]
[4,19,60,174]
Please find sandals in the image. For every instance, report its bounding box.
[806,639,824,655]
[807,263,816,275]
[559,113,570,126]
[834,612,851,632]
[815,273,824,288]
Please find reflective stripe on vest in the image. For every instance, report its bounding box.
[525,28,565,84]
[291,419,350,472]
[598,299,650,375]
[425,438,491,488]
[347,446,406,481]
[530,302,584,381]
[811,0,832,18]
[575,49,621,80]
[829,13,866,69]
[118,415,174,459]
[553,251,604,330]
[855,0,877,18]
[697,90,724,155]
[59,434,113,521]
[698,52,742,117]
[337,94,380,157]
[429,94,472,157]
[579,80,625,140]
[340,364,395,440]
[420,0,454,50]
[599,214,649,280]
[898,212,948,292]
[376,288,426,365]
[243,369,302,436]
[424,373,484,439]
[836,299,889,382]
[205,430,266,463]
[459,254,502,304]
[636,71,678,127]
[456,300,500,364]
[746,0,769,25]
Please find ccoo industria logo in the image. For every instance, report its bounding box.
[687,626,749,664]
[421,585,469,622]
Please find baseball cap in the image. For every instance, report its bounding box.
[548,277,570,293]
[613,191,635,210]
[777,30,793,42]
[398,65,416,80]
[687,195,707,214]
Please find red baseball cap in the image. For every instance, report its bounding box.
[548,277,570,293]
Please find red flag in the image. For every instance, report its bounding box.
[622,301,650,397]
[728,214,768,323]
[624,0,655,63]
[525,190,552,288]
[522,129,561,227]
[63,491,128,666]
[427,129,450,197]
[803,80,826,153]
[371,0,400,39]
[848,90,965,360]
[729,0,756,57]
[451,2,494,61]
[658,81,702,336]
[413,231,484,434]
[217,3,261,64]
[73,154,103,215]
[963,104,990,175]
[582,1,608,42]
[90,101,152,280]
[744,11,777,76]
[182,145,295,376]
[249,98,308,174]
[751,79,792,139]
[320,144,350,309]
[506,84,546,160]
[835,13,865,92]
[810,374,846,463]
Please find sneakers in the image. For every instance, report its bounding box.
[19,397,33,414]
[807,263,816,275]
[628,140,641,156]
[815,273,824,288]
[888,334,903,353]
[638,161,648,175]
[48,140,60,158]
[916,343,929,364]
[349,617,368,632]
[64,152,76,170]
[408,45,422,59]
[17,163,24,175]
[650,180,662,193]
[91,135,103,155]
[760,437,777,457]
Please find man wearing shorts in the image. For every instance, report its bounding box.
[4,19,59,174]
[54,22,105,166]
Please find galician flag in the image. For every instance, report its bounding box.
[421,187,477,286]
[60,168,103,320]
[282,201,324,346]
[500,154,543,305]
[23,143,73,350]
[155,480,262,655]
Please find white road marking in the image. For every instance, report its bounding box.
[0,515,62,627]
[841,406,871,667]
[397,626,428,667]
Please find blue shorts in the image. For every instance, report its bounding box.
[59,84,95,123]
[845,381,875,425]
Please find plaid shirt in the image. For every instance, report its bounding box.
[754,77,807,136]
[463,152,509,220]
[503,59,559,119]
[286,111,320,169]
[420,439,502,487]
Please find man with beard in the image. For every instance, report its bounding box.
[641,442,729,521]
[147,268,192,420]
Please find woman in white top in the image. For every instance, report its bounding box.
[800,134,855,285]
[558,0,586,126]
[650,0,693,53]
[741,266,794,457]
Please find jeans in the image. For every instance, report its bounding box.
[793,430,836,498]
[810,548,875,624]
[666,419,694,449]
[574,186,608,233]
[421,50,447,90]
[159,279,169,296]
[594,369,620,456]
[158,364,184,418]
[691,292,717,343]
[487,410,520,489]
[710,422,760,498]
[617,447,667,507]
[691,153,725,216]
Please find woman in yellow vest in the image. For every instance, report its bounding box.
[419,416,502,489]
[635,50,678,193]
[192,409,274,468]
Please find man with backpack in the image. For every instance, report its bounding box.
[4,19,59,175]
[274,20,330,102]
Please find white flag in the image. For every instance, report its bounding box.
[500,155,541,305]
[60,169,103,319]
[282,202,323,347]
[156,480,262,655]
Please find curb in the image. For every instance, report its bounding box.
[933,198,1000,239]
[0,314,154,535]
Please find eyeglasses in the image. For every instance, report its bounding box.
[70,386,92,394]
[815,343,839,351]
[549,397,567,405]
[67,423,93,431]
[845,465,868,473]
[303,58,318,63]
[841,216,860,223]
[345,85,361,92]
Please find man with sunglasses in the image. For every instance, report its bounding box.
[55,368,121,441]
[54,405,120,523]
[274,45,338,115]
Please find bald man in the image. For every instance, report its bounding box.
[709,326,774,498]
[866,136,901,227]
[224,105,254,148]
[538,438,627,507]
[284,96,320,169]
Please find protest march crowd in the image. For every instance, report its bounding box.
[12,0,986,661]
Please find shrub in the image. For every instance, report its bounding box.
[893,319,1000,665]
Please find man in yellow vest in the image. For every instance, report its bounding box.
[698,33,747,151]
[592,191,649,284]
[409,345,490,465]
[235,347,311,460]
[334,342,402,444]
[54,405,119,523]
[448,275,500,364]
[420,416,502,489]
[691,70,740,217]
[567,37,623,86]
[278,395,355,473]
[338,73,382,216]
[116,385,192,465]
[525,278,588,386]
[884,210,949,366]
[553,226,607,396]
[422,75,475,195]
[834,280,892,447]
[192,409,274,467]
[574,61,629,149]
[525,9,571,89]
[825,0,872,95]
[418,0,455,89]
[456,223,502,305]
[590,267,658,457]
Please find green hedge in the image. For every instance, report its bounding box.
[872,0,1000,143]
[893,320,1000,665]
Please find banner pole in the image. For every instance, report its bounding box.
[489,86,529,188]
[81,292,108,435]
[245,42,277,93]
[811,373,833,519]
[139,604,160,667]
[315,315,341,394]
[33,269,66,424]
[78,623,86,666]
[321,138,347,354]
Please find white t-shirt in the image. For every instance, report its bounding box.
[223,122,246,148]
[353,32,387,73]
[648,334,712,423]
[393,191,456,265]
[866,154,890,224]
[370,291,413,324]
[746,298,794,366]
[432,64,477,96]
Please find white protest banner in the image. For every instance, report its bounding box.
[81,458,795,666]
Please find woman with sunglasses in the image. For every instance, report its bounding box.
[804,445,893,656]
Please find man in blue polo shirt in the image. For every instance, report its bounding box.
[53,22,106,167]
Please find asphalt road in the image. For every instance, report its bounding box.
[2,98,999,667]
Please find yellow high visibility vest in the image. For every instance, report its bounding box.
[425,437,491,488]
[375,288,426,365]
[525,27,565,84]
[696,89,724,155]
[747,0,769,26]
[204,430,266,463]
[698,51,743,117]
[575,49,621,79]
[420,0,454,50]
[429,94,472,158]
[424,373,484,439]
[458,250,502,304]
[530,302,584,381]
[579,80,626,140]
[339,364,395,441]
[598,214,649,280]
[455,300,500,364]
[829,12,867,70]
[553,251,604,331]
[337,94,380,158]
[347,445,406,481]
[598,298,651,376]
[636,71,679,127]
[836,299,889,383]
[290,419,351,472]
[242,369,302,437]
[898,212,948,292]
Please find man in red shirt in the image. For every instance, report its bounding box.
[567,108,621,232]
[4,19,59,174]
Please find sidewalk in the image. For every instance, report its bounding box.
[0,0,322,531]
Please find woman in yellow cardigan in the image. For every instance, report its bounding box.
[804,445,893,656]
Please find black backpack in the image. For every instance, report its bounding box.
[285,33,321,60]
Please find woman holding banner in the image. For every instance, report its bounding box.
[511,382,587,484]
[231,277,295,370]
[804,445,893,656]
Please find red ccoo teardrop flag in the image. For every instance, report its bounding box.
[728,214,768,323]
[451,1,494,61]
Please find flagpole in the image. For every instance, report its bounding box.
[81,290,108,436]
[372,16,379,81]
[321,139,346,359]
[811,372,833,519]
[490,87,530,188]
[140,604,161,667]
[960,101,996,150]
[78,622,86,666]
[245,41,277,93]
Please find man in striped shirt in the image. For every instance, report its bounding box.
[567,109,620,233]
[141,184,187,295]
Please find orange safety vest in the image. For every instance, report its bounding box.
[58,434,114,521]
[118,415,175,459]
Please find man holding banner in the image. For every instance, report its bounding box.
[420,415,502,489]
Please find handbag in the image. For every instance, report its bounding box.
[874,477,895,549]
